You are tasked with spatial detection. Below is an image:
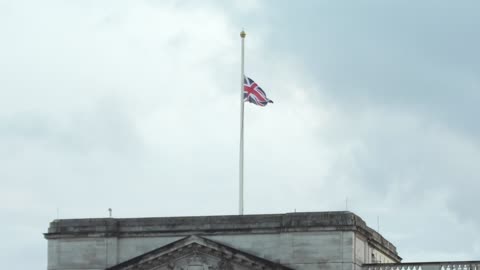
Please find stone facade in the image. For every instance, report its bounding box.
[106,235,293,270]
[44,211,401,270]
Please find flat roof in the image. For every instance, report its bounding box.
[45,211,400,260]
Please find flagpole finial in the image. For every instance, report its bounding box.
[240,30,246,38]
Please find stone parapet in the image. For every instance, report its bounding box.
[363,261,480,270]
[45,211,401,262]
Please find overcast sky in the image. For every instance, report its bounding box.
[1,0,480,269]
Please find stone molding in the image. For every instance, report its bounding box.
[106,235,293,270]
[44,211,401,262]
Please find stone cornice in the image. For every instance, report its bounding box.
[44,211,400,261]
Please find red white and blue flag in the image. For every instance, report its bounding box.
[244,76,273,107]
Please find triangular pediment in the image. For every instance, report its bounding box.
[106,235,293,270]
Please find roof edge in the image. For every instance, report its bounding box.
[44,211,399,258]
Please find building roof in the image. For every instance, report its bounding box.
[45,211,400,261]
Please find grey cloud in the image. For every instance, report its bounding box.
[245,0,480,260]
[263,1,480,136]
[1,1,480,269]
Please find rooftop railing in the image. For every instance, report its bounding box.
[363,261,480,270]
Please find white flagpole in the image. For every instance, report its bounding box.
[239,30,246,215]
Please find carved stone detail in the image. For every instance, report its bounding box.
[106,235,293,270]
[216,259,234,270]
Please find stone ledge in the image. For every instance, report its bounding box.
[44,211,400,261]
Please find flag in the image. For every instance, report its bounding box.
[243,76,273,106]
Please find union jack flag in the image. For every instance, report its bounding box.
[244,76,273,107]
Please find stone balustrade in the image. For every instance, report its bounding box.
[364,261,480,270]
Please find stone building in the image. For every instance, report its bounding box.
[44,211,479,270]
